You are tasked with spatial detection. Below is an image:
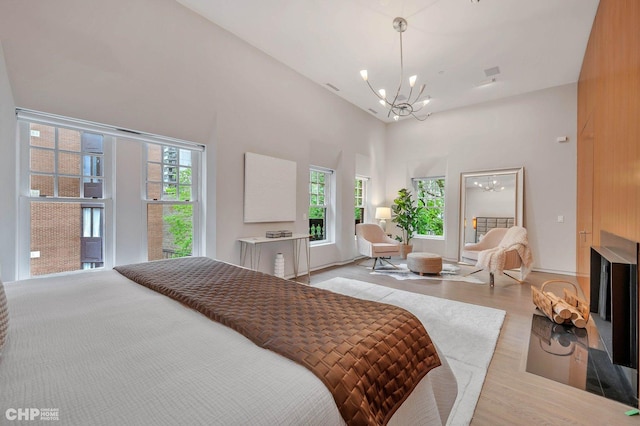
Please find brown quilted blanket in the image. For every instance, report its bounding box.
[115,257,441,426]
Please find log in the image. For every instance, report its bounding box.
[571,316,587,328]
[544,292,572,319]
[553,313,566,324]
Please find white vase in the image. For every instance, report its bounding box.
[274,253,285,278]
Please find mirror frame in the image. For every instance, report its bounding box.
[458,167,524,263]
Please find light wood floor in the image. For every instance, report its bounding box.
[304,261,637,426]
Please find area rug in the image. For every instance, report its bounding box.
[314,277,505,426]
[371,263,485,284]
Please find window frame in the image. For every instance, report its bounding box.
[143,142,201,260]
[16,109,205,279]
[309,166,334,245]
[17,119,114,279]
[354,176,368,232]
[412,176,446,239]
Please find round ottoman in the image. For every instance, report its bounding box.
[406,252,443,275]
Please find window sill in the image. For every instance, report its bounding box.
[310,241,334,248]
[413,235,445,241]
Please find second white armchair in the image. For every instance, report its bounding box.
[356,223,401,270]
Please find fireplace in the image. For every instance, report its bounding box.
[590,231,639,372]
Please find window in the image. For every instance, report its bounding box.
[18,109,204,279]
[309,167,333,243]
[145,144,199,260]
[414,177,445,237]
[354,176,368,231]
[22,121,108,276]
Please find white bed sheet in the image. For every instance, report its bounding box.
[1,269,456,425]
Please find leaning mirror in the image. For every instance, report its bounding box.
[459,167,524,263]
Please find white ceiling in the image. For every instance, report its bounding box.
[176,0,599,123]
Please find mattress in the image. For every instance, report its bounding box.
[0,265,457,425]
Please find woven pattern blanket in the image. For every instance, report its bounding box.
[476,226,533,278]
[115,257,441,426]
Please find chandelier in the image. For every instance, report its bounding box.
[360,17,431,121]
[473,177,505,192]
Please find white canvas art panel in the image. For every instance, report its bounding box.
[244,152,296,223]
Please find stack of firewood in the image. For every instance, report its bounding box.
[531,280,590,328]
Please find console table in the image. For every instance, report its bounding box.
[238,234,311,282]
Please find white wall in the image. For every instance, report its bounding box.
[385,84,577,274]
[0,43,17,282]
[0,0,387,279]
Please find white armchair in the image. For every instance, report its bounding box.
[461,228,510,263]
[463,227,532,287]
[356,223,401,270]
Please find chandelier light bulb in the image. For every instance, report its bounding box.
[360,70,368,81]
[423,98,431,105]
[393,115,400,121]
[409,75,417,87]
[379,99,386,106]
[378,88,386,98]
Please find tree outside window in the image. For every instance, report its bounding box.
[414,177,445,237]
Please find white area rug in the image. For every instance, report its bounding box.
[314,277,505,426]
[371,263,485,284]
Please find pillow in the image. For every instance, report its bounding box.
[0,279,8,353]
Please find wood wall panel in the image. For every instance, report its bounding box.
[577,0,640,400]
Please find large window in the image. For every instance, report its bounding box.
[414,177,445,237]
[145,144,198,260]
[355,176,368,230]
[22,121,108,276]
[309,167,333,243]
[18,110,204,279]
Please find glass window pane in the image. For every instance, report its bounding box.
[59,152,81,175]
[163,183,177,200]
[83,178,103,198]
[30,202,83,276]
[30,148,55,173]
[164,147,178,164]
[58,176,80,197]
[148,144,162,162]
[82,155,103,177]
[178,167,192,185]
[147,183,162,200]
[147,203,193,261]
[59,128,81,152]
[179,149,192,166]
[81,132,103,154]
[163,166,177,183]
[147,163,162,182]
[179,185,192,201]
[30,124,55,148]
[30,175,54,197]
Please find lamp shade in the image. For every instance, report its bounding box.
[375,207,392,220]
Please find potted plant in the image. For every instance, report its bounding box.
[391,188,419,258]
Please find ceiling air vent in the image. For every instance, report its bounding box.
[368,108,378,114]
[325,83,340,91]
[484,66,500,77]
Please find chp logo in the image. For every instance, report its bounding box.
[5,408,59,421]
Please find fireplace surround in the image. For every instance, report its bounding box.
[589,231,638,395]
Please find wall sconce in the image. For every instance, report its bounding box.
[472,217,477,230]
[375,207,392,232]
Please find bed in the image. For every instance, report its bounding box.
[0,257,457,425]
[474,216,514,242]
